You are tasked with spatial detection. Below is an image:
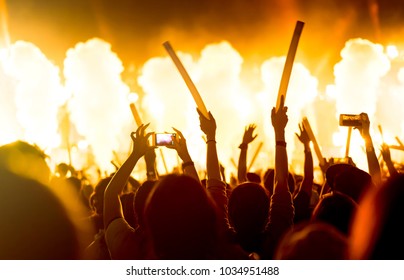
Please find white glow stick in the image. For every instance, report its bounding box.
[129,103,143,127]
[159,148,168,174]
[247,142,263,172]
[275,21,305,111]
[163,41,210,119]
[345,127,352,158]
[302,117,325,166]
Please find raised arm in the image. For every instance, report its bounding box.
[295,122,313,197]
[198,109,221,181]
[358,113,381,185]
[271,98,289,192]
[293,122,313,223]
[381,143,398,178]
[144,148,158,181]
[237,124,258,183]
[103,124,152,230]
[169,127,200,182]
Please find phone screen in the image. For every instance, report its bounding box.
[155,133,175,146]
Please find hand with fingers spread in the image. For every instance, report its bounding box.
[130,123,154,160]
[240,124,258,147]
[238,124,258,183]
[295,122,310,146]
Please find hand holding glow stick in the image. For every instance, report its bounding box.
[163,41,210,119]
[302,117,325,166]
[275,21,305,111]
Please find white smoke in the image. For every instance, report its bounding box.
[64,38,132,172]
[139,41,255,174]
[333,39,391,170]
[260,57,319,167]
[6,41,65,150]
[0,48,21,145]
[334,38,390,117]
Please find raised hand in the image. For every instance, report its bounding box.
[197,109,216,141]
[380,143,392,163]
[168,127,192,162]
[271,96,288,137]
[295,122,310,145]
[241,124,258,146]
[130,123,153,160]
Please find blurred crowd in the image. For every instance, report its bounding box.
[0,97,403,260]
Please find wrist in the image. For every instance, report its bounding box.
[182,161,194,169]
[239,143,248,149]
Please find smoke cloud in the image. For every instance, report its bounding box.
[64,38,132,171]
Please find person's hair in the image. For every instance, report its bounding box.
[275,222,348,260]
[0,141,50,185]
[263,169,295,196]
[350,174,404,259]
[311,192,357,236]
[0,169,81,259]
[228,182,269,234]
[134,180,156,228]
[144,174,218,259]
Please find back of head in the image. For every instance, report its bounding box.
[228,182,269,235]
[0,169,80,259]
[144,174,218,259]
[275,222,348,260]
[326,164,373,202]
[90,176,112,216]
[0,141,50,185]
[263,169,295,196]
[311,192,358,236]
[134,180,156,228]
[350,174,404,259]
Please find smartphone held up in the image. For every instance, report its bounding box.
[151,133,176,147]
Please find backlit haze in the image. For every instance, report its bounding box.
[0,0,403,183]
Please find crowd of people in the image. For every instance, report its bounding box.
[0,94,403,260]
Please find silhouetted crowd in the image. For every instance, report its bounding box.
[0,102,403,260]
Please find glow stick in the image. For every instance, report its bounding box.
[248,142,263,172]
[345,127,352,158]
[159,148,168,174]
[129,103,143,127]
[378,124,384,142]
[163,41,210,119]
[276,21,305,111]
[395,136,404,148]
[230,158,238,169]
[302,117,325,166]
[389,145,404,151]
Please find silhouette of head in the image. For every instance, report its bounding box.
[228,182,269,235]
[0,169,80,259]
[0,141,50,185]
[350,174,404,259]
[144,174,218,259]
[134,180,156,228]
[263,169,295,196]
[311,192,358,235]
[326,164,373,202]
[275,222,348,260]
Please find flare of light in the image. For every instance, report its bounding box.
[64,38,133,172]
[386,45,399,60]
